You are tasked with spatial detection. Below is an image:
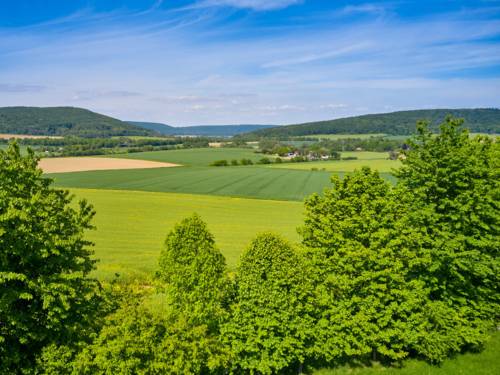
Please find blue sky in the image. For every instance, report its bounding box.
[1,0,499,125]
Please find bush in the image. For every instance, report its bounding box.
[257,157,271,164]
[240,158,253,165]
[210,159,228,167]
[223,233,314,374]
[230,159,239,166]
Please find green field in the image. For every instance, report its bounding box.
[271,151,400,173]
[107,147,269,166]
[314,331,500,375]
[49,166,337,201]
[301,133,387,140]
[71,188,303,280]
[49,149,397,200]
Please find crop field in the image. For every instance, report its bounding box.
[106,147,269,166]
[301,133,387,140]
[49,166,336,201]
[270,151,400,173]
[39,157,178,173]
[70,188,303,280]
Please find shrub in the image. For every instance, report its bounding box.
[210,159,228,167]
[223,233,314,374]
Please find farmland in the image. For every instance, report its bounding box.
[105,147,267,166]
[270,151,400,173]
[49,165,336,201]
[71,188,303,280]
[302,133,387,140]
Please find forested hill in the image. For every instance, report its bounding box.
[129,121,277,136]
[0,107,156,137]
[242,108,500,138]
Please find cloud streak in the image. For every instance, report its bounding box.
[0,1,499,125]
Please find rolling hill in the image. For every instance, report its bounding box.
[241,108,500,138]
[128,121,277,136]
[0,107,156,137]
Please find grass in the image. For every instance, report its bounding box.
[70,188,303,280]
[48,150,396,200]
[300,134,387,140]
[48,166,337,201]
[271,151,400,173]
[106,147,268,166]
[314,331,500,375]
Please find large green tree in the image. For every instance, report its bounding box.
[301,168,427,363]
[223,233,314,374]
[394,118,500,358]
[0,143,102,373]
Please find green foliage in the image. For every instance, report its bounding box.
[0,142,102,372]
[243,108,500,138]
[223,233,314,374]
[300,117,499,364]
[210,159,229,166]
[0,106,155,137]
[393,118,500,359]
[157,214,228,322]
[301,168,427,363]
[257,157,272,164]
[157,214,230,371]
[40,289,227,374]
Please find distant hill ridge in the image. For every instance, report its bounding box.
[128,121,277,136]
[242,108,500,138]
[0,106,155,137]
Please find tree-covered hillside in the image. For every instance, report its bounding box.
[129,121,277,136]
[0,107,156,137]
[242,108,500,138]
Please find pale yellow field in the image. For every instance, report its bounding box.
[270,151,400,173]
[39,157,179,173]
[0,133,63,139]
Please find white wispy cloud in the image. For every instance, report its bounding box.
[195,0,301,11]
[0,3,499,124]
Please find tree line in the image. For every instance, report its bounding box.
[1,117,499,374]
[0,136,210,157]
[238,108,500,138]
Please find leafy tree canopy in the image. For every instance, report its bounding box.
[0,142,102,373]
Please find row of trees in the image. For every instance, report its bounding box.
[0,136,210,157]
[259,138,399,157]
[1,117,499,373]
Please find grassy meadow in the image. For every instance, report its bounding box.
[301,133,388,139]
[106,147,268,166]
[49,166,337,201]
[49,149,396,200]
[71,188,304,280]
[271,151,400,173]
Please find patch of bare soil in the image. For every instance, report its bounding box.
[39,157,180,173]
